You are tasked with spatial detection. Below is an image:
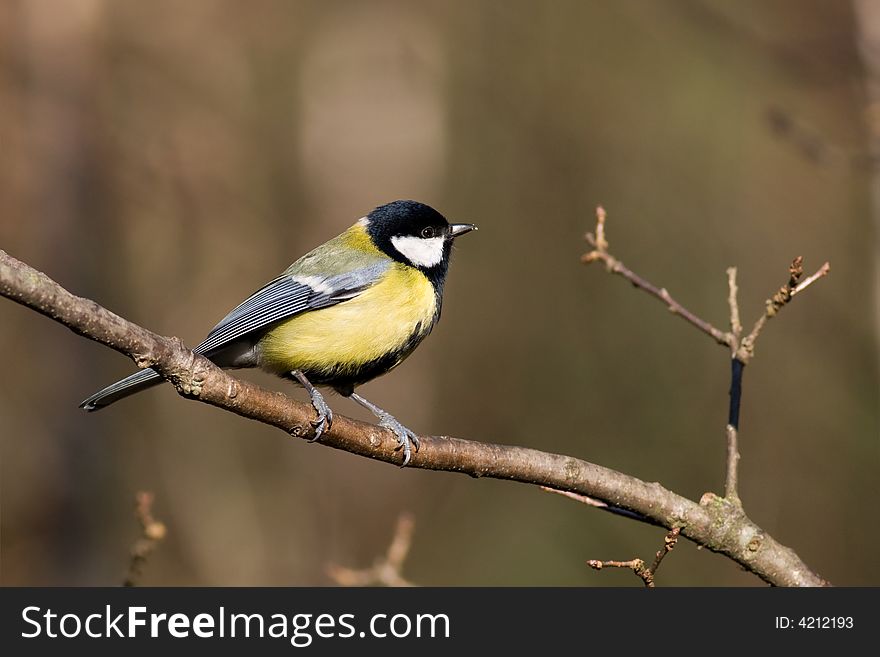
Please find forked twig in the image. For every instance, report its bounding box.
[583,208,733,347]
[582,207,829,525]
[737,257,830,363]
[587,527,682,587]
[327,513,417,587]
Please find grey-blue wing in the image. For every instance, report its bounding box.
[80,262,389,411]
[195,277,314,356]
[195,263,389,356]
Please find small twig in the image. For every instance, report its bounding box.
[593,205,609,251]
[539,486,663,527]
[792,261,831,297]
[327,513,416,587]
[727,267,743,341]
[649,527,681,574]
[725,269,745,504]
[123,491,166,587]
[540,486,612,509]
[386,514,415,573]
[725,424,741,504]
[587,527,682,588]
[737,258,830,362]
[587,557,648,576]
[583,207,732,347]
[725,356,745,504]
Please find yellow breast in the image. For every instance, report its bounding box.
[258,264,438,377]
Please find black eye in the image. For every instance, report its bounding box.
[420,226,436,238]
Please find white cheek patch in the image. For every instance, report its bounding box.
[292,275,333,294]
[390,235,446,268]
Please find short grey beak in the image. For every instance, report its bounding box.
[449,223,477,238]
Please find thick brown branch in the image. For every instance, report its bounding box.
[0,250,829,587]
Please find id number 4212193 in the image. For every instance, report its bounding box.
[775,617,853,629]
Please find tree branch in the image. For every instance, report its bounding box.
[584,211,829,506]
[0,249,829,586]
[540,486,664,526]
[725,269,744,503]
[587,527,681,587]
[327,513,416,587]
[737,257,831,363]
[123,491,166,587]
[583,207,733,347]
[727,267,743,340]
[578,208,832,586]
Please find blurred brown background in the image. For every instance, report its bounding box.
[1,0,878,586]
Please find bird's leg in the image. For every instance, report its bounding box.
[291,370,333,441]
[348,392,420,467]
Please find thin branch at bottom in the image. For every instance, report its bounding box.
[539,486,663,526]
[327,513,416,587]
[587,527,682,588]
[123,491,166,587]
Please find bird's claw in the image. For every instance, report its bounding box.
[306,391,333,442]
[310,407,333,442]
[379,417,420,467]
[347,392,420,467]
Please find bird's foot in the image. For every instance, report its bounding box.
[291,370,333,441]
[376,413,420,467]
[307,389,333,442]
[347,392,420,466]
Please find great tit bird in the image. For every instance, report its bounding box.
[80,200,476,465]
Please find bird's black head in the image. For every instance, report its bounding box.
[364,200,476,285]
